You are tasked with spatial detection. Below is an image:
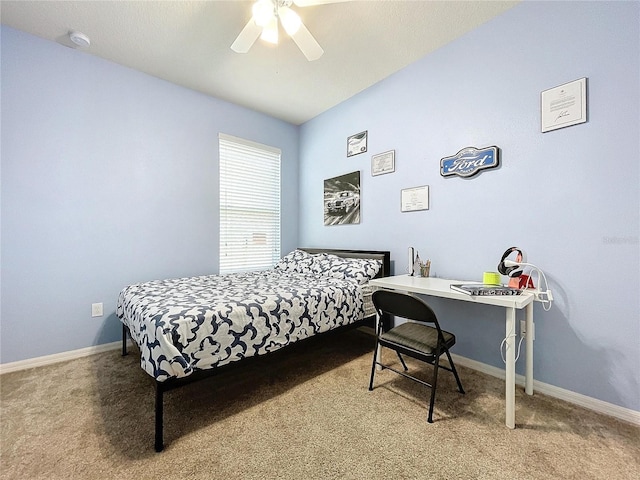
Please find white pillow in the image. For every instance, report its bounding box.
[274,249,315,273]
[312,254,381,285]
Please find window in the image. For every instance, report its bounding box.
[219,133,281,273]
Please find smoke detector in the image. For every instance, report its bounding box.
[69,31,90,48]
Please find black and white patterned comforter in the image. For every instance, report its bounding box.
[117,270,366,382]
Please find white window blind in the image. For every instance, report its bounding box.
[219,133,281,274]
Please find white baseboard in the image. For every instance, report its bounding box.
[1,342,638,427]
[0,340,129,375]
[450,353,640,427]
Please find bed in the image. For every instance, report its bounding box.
[117,247,390,451]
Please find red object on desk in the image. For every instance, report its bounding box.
[510,274,534,289]
[518,274,535,289]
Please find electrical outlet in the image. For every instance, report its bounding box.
[91,303,103,317]
[520,320,535,340]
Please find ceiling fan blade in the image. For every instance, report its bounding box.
[290,22,324,61]
[230,19,262,53]
[293,0,351,6]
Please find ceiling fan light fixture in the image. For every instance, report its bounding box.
[279,6,302,36]
[260,16,279,44]
[232,0,325,60]
[252,0,275,27]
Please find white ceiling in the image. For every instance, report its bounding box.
[0,0,519,125]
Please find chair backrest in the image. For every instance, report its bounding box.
[372,289,440,327]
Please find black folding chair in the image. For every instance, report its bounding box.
[369,289,465,422]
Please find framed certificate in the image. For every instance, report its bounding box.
[401,185,429,212]
[541,77,587,133]
[371,150,395,176]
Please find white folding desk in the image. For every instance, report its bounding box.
[369,274,535,429]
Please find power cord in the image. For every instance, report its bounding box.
[500,264,554,362]
[521,265,553,311]
[500,322,525,364]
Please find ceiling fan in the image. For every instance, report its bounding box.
[231,0,348,61]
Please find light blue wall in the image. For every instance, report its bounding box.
[299,1,639,411]
[2,1,639,413]
[1,26,299,363]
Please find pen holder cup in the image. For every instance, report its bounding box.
[420,265,430,277]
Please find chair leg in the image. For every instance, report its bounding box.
[396,351,408,371]
[427,355,441,423]
[368,339,379,391]
[445,349,465,394]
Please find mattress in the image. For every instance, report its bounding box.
[117,270,371,382]
[361,284,376,319]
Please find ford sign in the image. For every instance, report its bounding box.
[440,146,500,178]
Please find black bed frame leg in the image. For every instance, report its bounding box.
[122,324,128,356]
[155,382,164,452]
[122,325,165,452]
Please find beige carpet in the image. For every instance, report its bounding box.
[1,328,638,480]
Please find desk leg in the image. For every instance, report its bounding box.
[525,302,534,396]
[505,306,516,429]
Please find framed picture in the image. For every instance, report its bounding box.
[371,150,395,176]
[324,171,361,226]
[347,131,367,157]
[541,77,587,133]
[401,185,429,212]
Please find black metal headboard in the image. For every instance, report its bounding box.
[299,248,391,279]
